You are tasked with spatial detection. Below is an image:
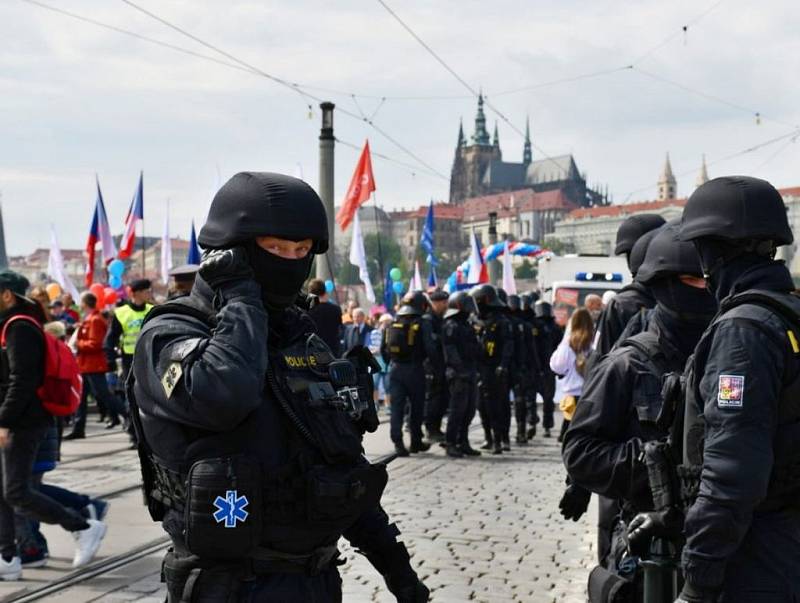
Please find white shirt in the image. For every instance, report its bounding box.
[549,338,588,397]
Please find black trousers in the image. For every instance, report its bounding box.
[445,376,477,446]
[539,371,556,429]
[478,367,509,444]
[0,424,87,557]
[424,372,448,434]
[74,372,126,433]
[388,363,425,445]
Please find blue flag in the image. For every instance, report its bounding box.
[420,201,437,266]
[383,267,394,312]
[187,220,201,265]
[427,264,437,288]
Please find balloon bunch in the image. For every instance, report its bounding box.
[324,279,335,294]
[88,283,119,309]
[46,283,62,301]
[107,259,126,289]
[388,267,404,295]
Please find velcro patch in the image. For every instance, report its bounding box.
[717,374,744,408]
[161,362,183,399]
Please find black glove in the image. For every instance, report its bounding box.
[559,484,591,521]
[675,581,719,603]
[198,247,253,288]
[392,580,430,602]
[627,507,684,558]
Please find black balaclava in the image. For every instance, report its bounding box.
[246,241,313,312]
[649,276,716,354]
[694,239,774,303]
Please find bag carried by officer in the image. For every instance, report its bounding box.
[385,318,420,361]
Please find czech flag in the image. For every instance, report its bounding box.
[466,230,488,285]
[118,171,143,260]
[85,177,118,287]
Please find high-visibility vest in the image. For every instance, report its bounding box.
[114,303,153,355]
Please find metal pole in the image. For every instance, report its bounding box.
[488,211,499,286]
[317,102,335,283]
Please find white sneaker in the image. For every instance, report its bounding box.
[72,519,107,568]
[0,556,21,581]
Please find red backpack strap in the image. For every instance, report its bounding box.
[0,315,42,348]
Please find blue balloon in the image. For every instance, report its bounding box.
[324,279,334,293]
[109,274,122,289]
[392,281,404,295]
[108,259,125,277]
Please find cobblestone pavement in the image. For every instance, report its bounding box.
[339,422,597,603]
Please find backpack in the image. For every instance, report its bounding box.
[1,315,83,417]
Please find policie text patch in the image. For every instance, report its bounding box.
[717,375,744,408]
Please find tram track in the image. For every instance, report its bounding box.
[8,450,399,601]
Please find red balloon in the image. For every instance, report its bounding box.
[103,287,118,306]
[89,283,106,308]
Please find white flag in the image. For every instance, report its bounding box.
[48,225,80,301]
[348,212,375,303]
[502,240,517,294]
[411,260,423,291]
[160,204,172,284]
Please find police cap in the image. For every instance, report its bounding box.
[427,289,449,302]
[130,278,152,292]
[169,264,200,283]
[679,176,792,246]
[614,214,667,256]
[198,172,329,253]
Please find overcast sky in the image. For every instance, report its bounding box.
[1,0,798,255]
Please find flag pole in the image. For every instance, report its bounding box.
[371,192,385,297]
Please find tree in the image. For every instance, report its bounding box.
[335,234,408,300]
[515,258,537,279]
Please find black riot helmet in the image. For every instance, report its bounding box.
[636,219,703,285]
[680,176,792,246]
[614,214,667,256]
[397,291,428,317]
[507,294,521,312]
[496,288,508,305]
[444,291,478,319]
[198,172,329,253]
[469,284,506,312]
[629,226,662,278]
[520,293,533,312]
[534,300,552,319]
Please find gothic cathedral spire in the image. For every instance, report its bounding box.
[523,116,532,165]
[657,152,677,201]
[472,92,491,145]
[456,118,465,149]
[492,122,500,148]
[696,154,709,188]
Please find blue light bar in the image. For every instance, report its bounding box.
[576,272,623,283]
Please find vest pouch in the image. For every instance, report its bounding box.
[184,456,262,560]
[301,383,365,465]
[306,463,388,530]
[386,321,417,361]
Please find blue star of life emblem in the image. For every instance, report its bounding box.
[212,490,249,528]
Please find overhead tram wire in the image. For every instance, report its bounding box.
[336,137,447,181]
[116,0,447,180]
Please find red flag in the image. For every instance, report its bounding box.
[336,140,376,231]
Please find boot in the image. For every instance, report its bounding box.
[409,440,431,454]
[394,442,410,457]
[445,444,464,458]
[516,426,528,445]
[492,443,503,455]
[480,438,494,450]
[63,431,85,440]
[460,444,482,457]
[526,425,537,440]
[426,427,444,444]
[502,440,511,451]
[544,428,551,438]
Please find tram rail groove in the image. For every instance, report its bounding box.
[8,451,399,601]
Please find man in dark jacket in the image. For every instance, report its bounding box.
[306,278,342,356]
[0,270,105,579]
[344,307,372,352]
[592,214,665,357]
[131,173,428,601]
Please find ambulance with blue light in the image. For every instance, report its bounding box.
[537,255,631,326]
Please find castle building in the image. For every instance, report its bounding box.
[448,95,606,208]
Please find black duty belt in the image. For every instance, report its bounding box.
[249,545,340,576]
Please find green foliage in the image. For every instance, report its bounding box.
[335,234,408,300]
[544,237,575,255]
[515,258,537,279]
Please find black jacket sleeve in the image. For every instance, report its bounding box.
[0,320,45,429]
[561,350,651,507]
[104,314,123,366]
[134,280,269,432]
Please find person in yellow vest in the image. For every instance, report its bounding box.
[103,278,153,392]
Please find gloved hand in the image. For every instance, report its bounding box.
[627,507,684,558]
[392,579,430,602]
[559,484,591,521]
[675,581,719,603]
[199,247,253,288]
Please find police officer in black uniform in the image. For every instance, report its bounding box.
[423,289,448,443]
[507,294,532,445]
[532,300,562,437]
[441,291,482,458]
[520,293,544,438]
[130,172,428,602]
[669,176,800,603]
[471,285,513,454]
[561,220,716,592]
[593,214,665,357]
[382,291,437,457]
